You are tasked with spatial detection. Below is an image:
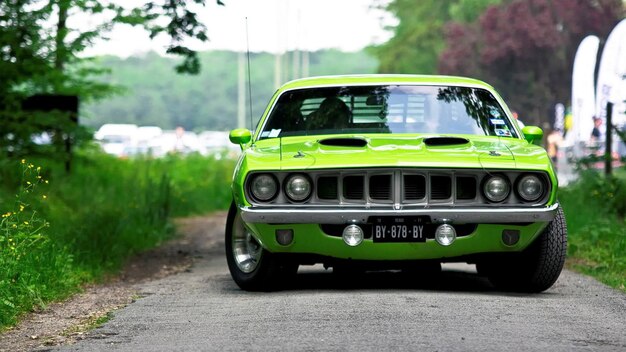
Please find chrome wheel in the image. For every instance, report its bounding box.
[226,202,295,291]
[232,212,262,273]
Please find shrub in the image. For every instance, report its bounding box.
[0,160,78,327]
[560,169,626,291]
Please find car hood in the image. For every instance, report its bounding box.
[248,134,551,171]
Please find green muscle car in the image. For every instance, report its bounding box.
[226,74,566,292]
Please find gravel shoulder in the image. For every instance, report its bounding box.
[0,213,226,352]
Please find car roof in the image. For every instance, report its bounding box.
[278,74,495,92]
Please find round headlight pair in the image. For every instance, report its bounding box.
[250,174,279,201]
[483,175,510,202]
[249,173,311,202]
[284,174,312,201]
[516,174,544,202]
[483,174,544,203]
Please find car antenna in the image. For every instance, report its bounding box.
[245,17,254,131]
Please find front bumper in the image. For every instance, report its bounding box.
[245,222,549,260]
[240,203,559,225]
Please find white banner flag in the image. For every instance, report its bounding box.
[596,19,626,124]
[567,35,599,146]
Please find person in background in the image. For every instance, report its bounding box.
[547,128,563,169]
[590,116,602,143]
[563,107,573,137]
[590,116,604,156]
[511,111,525,129]
[174,126,188,153]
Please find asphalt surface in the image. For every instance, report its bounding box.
[55,216,626,352]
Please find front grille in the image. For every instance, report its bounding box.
[317,176,338,200]
[456,176,477,200]
[343,176,364,200]
[404,175,426,200]
[314,171,481,205]
[430,176,452,200]
[369,175,392,200]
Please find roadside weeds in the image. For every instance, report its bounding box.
[0,214,225,352]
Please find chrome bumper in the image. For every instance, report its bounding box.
[239,203,559,224]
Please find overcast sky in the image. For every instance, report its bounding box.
[84,0,395,57]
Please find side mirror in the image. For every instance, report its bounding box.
[522,126,543,145]
[229,128,252,145]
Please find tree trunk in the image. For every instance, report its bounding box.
[55,0,69,73]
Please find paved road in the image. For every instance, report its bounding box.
[57,216,626,352]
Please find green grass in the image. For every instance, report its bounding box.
[560,169,626,292]
[159,153,234,216]
[0,149,235,328]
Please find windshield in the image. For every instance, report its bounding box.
[258,85,518,140]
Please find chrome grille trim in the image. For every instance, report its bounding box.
[240,203,560,224]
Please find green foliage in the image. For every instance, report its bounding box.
[0,110,92,161]
[115,0,225,74]
[41,152,172,272]
[0,160,78,328]
[0,150,235,328]
[162,153,235,216]
[371,0,455,74]
[560,170,626,292]
[370,0,502,74]
[0,0,52,99]
[82,50,378,130]
[449,0,503,22]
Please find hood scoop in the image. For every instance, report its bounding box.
[424,136,470,146]
[319,137,367,147]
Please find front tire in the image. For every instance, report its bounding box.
[480,206,567,293]
[225,202,296,291]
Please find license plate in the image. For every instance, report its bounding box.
[370,216,431,243]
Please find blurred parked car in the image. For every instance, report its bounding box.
[94,124,138,157]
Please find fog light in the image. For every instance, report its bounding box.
[435,224,456,246]
[275,229,294,246]
[342,225,364,247]
[502,229,520,246]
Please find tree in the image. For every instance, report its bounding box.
[449,0,503,23]
[371,0,503,74]
[0,1,52,106]
[0,0,223,158]
[439,0,624,126]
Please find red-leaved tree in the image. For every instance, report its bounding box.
[439,0,623,127]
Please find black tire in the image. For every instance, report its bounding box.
[481,206,567,293]
[225,202,297,291]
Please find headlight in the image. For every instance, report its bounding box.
[250,174,278,202]
[284,174,312,201]
[517,174,544,201]
[483,175,510,202]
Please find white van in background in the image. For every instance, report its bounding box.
[94,124,138,157]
